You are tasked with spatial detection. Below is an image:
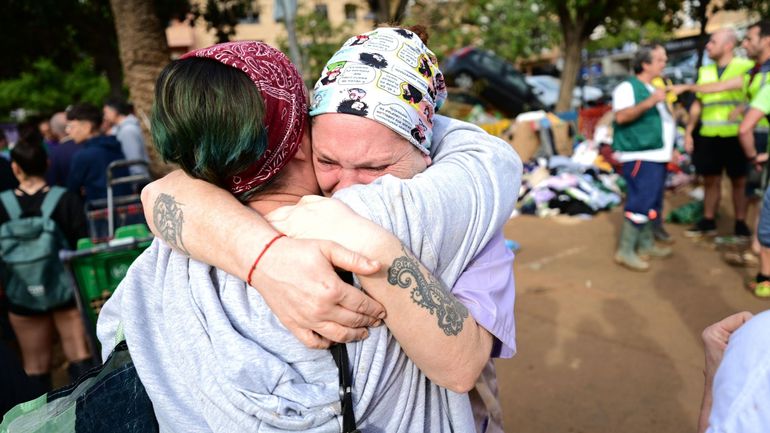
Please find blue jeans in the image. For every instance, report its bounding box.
[622,160,667,226]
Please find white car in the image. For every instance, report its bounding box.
[525,75,603,110]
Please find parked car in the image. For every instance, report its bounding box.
[591,74,628,101]
[524,75,603,110]
[441,47,544,117]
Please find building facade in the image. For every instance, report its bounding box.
[166,0,375,58]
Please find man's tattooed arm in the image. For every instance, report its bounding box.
[152,193,190,255]
[387,245,469,336]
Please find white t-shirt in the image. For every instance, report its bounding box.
[612,81,675,163]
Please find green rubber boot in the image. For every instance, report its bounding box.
[615,220,650,272]
[638,223,673,259]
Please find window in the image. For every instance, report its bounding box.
[314,3,328,20]
[344,4,357,21]
[238,1,261,24]
[502,67,529,95]
[478,52,505,74]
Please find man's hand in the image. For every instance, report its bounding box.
[701,311,753,380]
[684,133,694,154]
[728,104,746,122]
[670,149,681,165]
[668,84,692,95]
[751,153,769,172]
[251,236,385,349]
[650,88,667,104]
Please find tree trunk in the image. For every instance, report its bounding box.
[109,0,173,177]
[695,2,709,70]
[391,0,410,24]
[93,48,125,99]
[556,31,584,113]
[280,0,303,77]
[375,0,390,24]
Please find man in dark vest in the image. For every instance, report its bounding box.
[611,44,675,271]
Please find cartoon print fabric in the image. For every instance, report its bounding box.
[309,27,448,155]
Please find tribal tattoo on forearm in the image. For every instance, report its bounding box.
[152,193,190,256]
[387,245,468,336]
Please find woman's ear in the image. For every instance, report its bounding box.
[293,127,312,161]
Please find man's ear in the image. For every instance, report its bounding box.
[423,153,432,167]
[10,161,21,178]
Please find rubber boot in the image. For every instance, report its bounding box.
[614,220,650,271]
[638,223,672,259]
[652,221,675,244]
[68,358,97,384]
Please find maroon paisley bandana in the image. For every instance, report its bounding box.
[181,41,308,197]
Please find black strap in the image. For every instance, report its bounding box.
[330,343,358,433]
[332,270,360,433]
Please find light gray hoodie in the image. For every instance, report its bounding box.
[97,115,522,432]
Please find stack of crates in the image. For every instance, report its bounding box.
[64,224,153,357]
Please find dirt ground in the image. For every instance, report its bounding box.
[496,187,768,433]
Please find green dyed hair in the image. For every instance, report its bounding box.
[151,57,268,190]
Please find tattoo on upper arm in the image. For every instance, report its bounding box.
[387,245,468,336]
[153,193,190,255]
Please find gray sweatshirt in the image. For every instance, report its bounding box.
[97,115,522,432]
[114,114,150,176]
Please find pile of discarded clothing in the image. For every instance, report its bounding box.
[517,140,623,218]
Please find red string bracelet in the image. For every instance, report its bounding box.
[247,233,286,286]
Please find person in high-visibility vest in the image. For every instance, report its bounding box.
[688,21,770,297]
[684,29,755,239]
[738,21,770,298]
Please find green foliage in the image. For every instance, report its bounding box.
[408,0,560,63]
[588,20,673,52]
[278,8,353,83]
[410,0,683,60]
[0,58,109,119]
[0,0,117,79]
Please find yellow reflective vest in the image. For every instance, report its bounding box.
[746,65,770,134]
[696,57,755,137]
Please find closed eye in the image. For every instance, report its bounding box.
[317,159,339,167]
[364,165,389,173]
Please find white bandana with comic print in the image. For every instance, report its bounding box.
[309,27,448,154]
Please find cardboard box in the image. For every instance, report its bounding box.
[503,120,573,161]
[506,120,540,162]
[551,122,572,157]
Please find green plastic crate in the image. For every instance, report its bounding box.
[71,224,153,328]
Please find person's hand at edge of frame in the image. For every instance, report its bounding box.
[250,236,385,349]
[701,311,753,380]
